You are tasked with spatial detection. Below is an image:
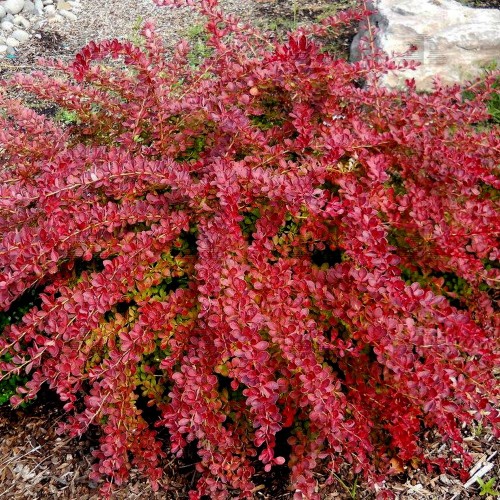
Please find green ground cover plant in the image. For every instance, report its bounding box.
[0,287,38,406]
[477,477,500,497]
[0,0,498,498]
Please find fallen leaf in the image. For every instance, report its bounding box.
[389,457,405,473]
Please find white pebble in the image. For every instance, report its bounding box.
[33,0,43,14]
[0,20,14,32]
[48,13,63,23]
[0,7,6,18]
[42,0,53,5]
[44,4,56,15]
[66,1,81,12]
[4,0,25,16]
[13,14,30,29]
[22,0,35,14]
[59,9,76,21]
[11,28,29,42]
[0,45,8,54]
[6,36,20,47]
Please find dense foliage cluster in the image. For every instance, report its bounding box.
[0,0,499,497]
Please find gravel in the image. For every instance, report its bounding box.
[0,0,263,65]
[0,0,358,71]
[1,0,499,68]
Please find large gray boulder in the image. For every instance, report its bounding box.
[350,0,500,90]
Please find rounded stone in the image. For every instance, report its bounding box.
[11,28,29,42]
[59,9,77,21]
[4,0,26,16]
[13,14,30,29]
[0,20,15,32]
[6,36,20,48]
[44,4,56,15]
[0,44,8,54]
[47,12,62,23]
[351,0,500,91]
[34,0,44,15]
[0,6,6,18]
[22,0,35,14]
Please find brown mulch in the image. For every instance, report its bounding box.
[457,0,500,7]
[0,390,498,499]
[0,389,186,499]
[0,0,358,79]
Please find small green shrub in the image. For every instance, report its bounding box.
[184,23,213,67]
[0,292,38,406]
[55,108,80,125]
[477,477,500,497]
[0,354,27,406]
[462,64,500,125]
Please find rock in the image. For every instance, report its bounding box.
[22,0,34,14]
[33,0,43,15]
[6,35,20,47]
[47,12,62,23]
[11,28,29,42]
[42,0,53,4]
[44,4,55,15]
[0,20,14,31]
[3,0,25,16]
[0,44,8,54]
[58,9,76,21]
[350,0,500,90]
[57,0,71,8]
[0,6,6,18]
[13,14,30,28]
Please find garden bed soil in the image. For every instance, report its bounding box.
[1,389,498,499]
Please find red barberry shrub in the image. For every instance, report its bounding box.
[0,0,499,498]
